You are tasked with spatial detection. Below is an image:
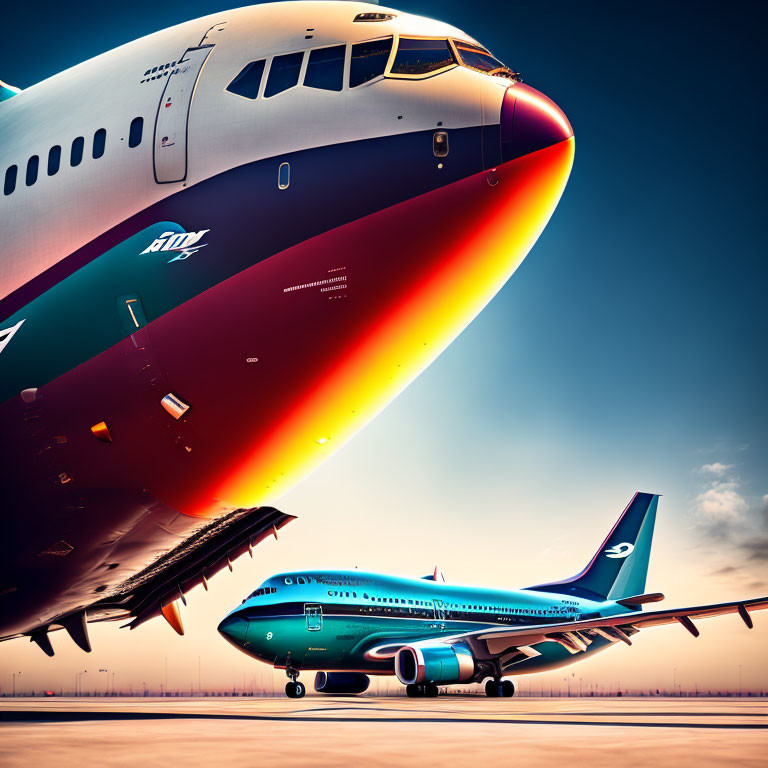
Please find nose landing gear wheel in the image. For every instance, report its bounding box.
[501,680,515,697]
[286,681,306,698]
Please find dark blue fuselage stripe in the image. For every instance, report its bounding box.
[0,126,487,324]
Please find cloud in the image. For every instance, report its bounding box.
[693,460,768,567]
[711,565,737,576]
[699,462,732,476]
[693,480,747,525]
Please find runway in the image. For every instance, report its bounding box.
[1,697,766,767]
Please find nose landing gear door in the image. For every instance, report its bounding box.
[305,604,323,631]
[153,45,213,184]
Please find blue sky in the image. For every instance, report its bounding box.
[2,1,766,692]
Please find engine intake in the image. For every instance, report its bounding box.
[395,642,475,685]
[314,671,370,694]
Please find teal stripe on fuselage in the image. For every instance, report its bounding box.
[0,223,187,403]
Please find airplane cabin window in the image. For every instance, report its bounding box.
[4,165,17,195]
[264,52,304,97]
[128,117,144,148]
[92,128,107,159]
[71,136,85,167]
[349,37,393,87]
[226,59,266,99]
[47,146,61,176]
[26,155,39,186]
[390,38,455,76]
[304,45,345,91]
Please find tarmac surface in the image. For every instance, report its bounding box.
[1,696,766,767]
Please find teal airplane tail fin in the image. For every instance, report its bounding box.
[527,492,659,601]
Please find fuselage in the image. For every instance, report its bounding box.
[219,570,629,676]
[0,2,573,640]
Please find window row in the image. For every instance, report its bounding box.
[3,117,144,196]
[225,36,516,101]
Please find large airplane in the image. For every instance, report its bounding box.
[0,1,574,653]
[218,493,767,698]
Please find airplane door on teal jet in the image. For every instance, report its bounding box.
[153,45,213,184]
[305,604,323,631]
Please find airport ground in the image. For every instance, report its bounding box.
[1,696,766,767]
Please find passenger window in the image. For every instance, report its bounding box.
[47,146,61,176]
[278,162,290,189]
[350,37,393,87]
[264,52,304,97]
[129,117,144,148]
[304,45,345,91]
[92,128,107,159]
[71,136,84,167]
[4,165,17,195]
[391,38,455,75]
[226,59,266,99]
[26,155,39,186]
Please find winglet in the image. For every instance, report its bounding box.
[0,80,22,102]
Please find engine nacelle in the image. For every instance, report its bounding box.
[314,671,370,694]
[394,642,475,685]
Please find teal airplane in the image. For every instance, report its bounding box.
[218,493,767,698]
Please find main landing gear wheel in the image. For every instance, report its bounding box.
[405,683,439,698]
[486,680,515,698]
[285,681,306,698]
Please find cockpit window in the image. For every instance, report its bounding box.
[350,37,393,87]
[454,42,517,79]
[304,45,345,92]
[390,38,455,76]
[227,59,266,99]
[265,52,304,97]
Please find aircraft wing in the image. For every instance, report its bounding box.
[446,596,768,663]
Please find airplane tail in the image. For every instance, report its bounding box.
[527,492,659,601]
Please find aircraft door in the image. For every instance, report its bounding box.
[153,45,213,184]
[433,600,447,621]
[305,604,323,631]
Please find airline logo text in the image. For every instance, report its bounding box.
[141,229,210,262]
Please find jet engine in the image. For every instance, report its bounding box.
[394,642,475,685]
[314,671,370,694]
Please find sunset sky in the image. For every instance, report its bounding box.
[2,0,766,695]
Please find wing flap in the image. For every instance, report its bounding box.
[454,596,768,659]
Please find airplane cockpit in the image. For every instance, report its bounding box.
[225,33,519,102]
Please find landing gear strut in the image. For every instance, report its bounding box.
[485,679,515,698]
[406,683,439,698]
[284,657,306,698]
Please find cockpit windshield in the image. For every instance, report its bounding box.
[385,37,520,82]
[453,42,520,80]
[390,38,456,76]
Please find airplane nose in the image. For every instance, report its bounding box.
[217,613,249,645]
[500,83,573,163]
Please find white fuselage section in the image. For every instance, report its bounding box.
[0,1,508,302]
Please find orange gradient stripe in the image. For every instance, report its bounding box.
[205,139,575,515]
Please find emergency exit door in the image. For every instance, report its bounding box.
[153,45,213,183]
